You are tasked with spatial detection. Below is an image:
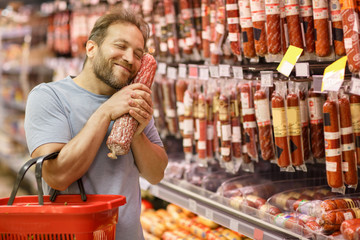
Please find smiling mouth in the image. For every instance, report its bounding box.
[114,63,131,74]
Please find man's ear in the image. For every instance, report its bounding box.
[86,40,97,59]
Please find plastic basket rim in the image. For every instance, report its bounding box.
[0,194,126,214]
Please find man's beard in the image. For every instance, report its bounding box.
[92,51,132,90]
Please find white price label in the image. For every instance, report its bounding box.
[199,66,209,80]
[232,66,244,79]
[322,70,344,92]
[157,62,167,75]
[278,60,294,77]
[205,208,213,220]
[295,62,310,77]
[350,77,360,96]
[229,219,238,231]
[189,199,197,212]
[178,64,187,79]
[260,71,274,87]
[167,67,177,80]
[209,66,220,78]
[219,64,231,77]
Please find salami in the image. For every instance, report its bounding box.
[312,0,331,57]
[350,94,360,166]
[300,0,315,53]
[330,0,346,56]
[254,89,275,160]
[280,1,288,54]
[308,89,326,159]
[321,208,360,233]
[197,94,207,160]
[212,0,226,63]
[206,94,214,158]
[230,90,242,160]
[284,0,304,49]
[341,218,360,240]
[164,0,180,57]
[241,83,258,159]
[323,96,343,189]
[299,89,311,161]
[272,92,291,168]
[219,94,232,162]
[250,0,268,56]
[176,78,188,137]
[180,0,195,54]
[340,0,360,73]
[226,0,241,55]
[287,93,304,167]
[107,54,157,158]
[265,0,281,54]
[239,0,257,58]
[338,93,358,187]
[183,90,194,158]
[210,0,220,64]
[193,0,203,51]
[201,0,211,58]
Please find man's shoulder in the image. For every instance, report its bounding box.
[32,76,74,93]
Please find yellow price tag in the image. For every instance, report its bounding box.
[277,45,303,77]
[321,56,347,92]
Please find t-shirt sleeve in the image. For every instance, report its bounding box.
[143,117,164,147]
[24,84,72,155]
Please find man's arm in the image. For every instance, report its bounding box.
[131,132,168,184]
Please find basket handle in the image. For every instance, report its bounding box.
[7,152,87,205]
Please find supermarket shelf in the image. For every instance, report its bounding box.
[143,179,308,240]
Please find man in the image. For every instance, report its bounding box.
[24,9,168,239]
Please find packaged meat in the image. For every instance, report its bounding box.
[265,0,282,55]
[250,0,268,56]
[312,0,332,57]
[202,0,211,58]
[350,94,360,166]
[341,218,360,240]
[226,0,242,56]
[300,0,316,53]
[284,0,304,49]
[239,0,257,58]
[330,0,346,56]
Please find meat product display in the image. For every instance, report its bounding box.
[239,0,257,58]
[183,90,195,158]
[107,54,157,158]
[321,198,360,211]
[299,89,310,161]
[341,218,360,240]
[312,0,331,57]
[250,0,268,56]
[338,93,358,187]
[254,89,275,160]
[206,95,215,159]
[323,95,344,189]
[212,0,226,64]
[286,93,305,167]
[241,83,258,159]
[285,0,304,49]
[341,1,360,73]
[272,91,291,168]
[219,94,232,162]
[280,1,288,54]
[201,0,211,58]
[193,0,203,51]
[179,0,196,54]
[350,94,360,166]
[164,0,180,57]
[330,0,346,56]
[162,77,179,135]
[176,78,188,137]
[226,0,241,56]
[320,208,360,233]
[308,89,326,159]
[210,0,220,64]
[197,93,207,161]
[265,0,281,54]
[300,0,315,53]
[230,90,242,160]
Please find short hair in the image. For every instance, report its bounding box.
[83,8,149,67]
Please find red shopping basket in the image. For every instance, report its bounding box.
[0,152,127,239]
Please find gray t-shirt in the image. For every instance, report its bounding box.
[24,76,163,239]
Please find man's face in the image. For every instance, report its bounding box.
[92,23,144,90]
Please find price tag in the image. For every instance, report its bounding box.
[188,65,199,79]
[229,219,238,231]
[321,56,347,92]
[167,67,177,80]
[232,66,244,79]
[189,199,197,212]
[178,64,187,79]
[254,228,264,240]
[199,66,209,80]
[157,62,167,75]
[260,71,274,87]
[312,75,324,93]
[277,45,303,77]
[205,208,213,220]
[219,64,231,77]
[350,77,360,95]
[209,65,219,78]
[295,62,310,77]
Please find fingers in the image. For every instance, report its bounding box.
[129,83,152,94]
